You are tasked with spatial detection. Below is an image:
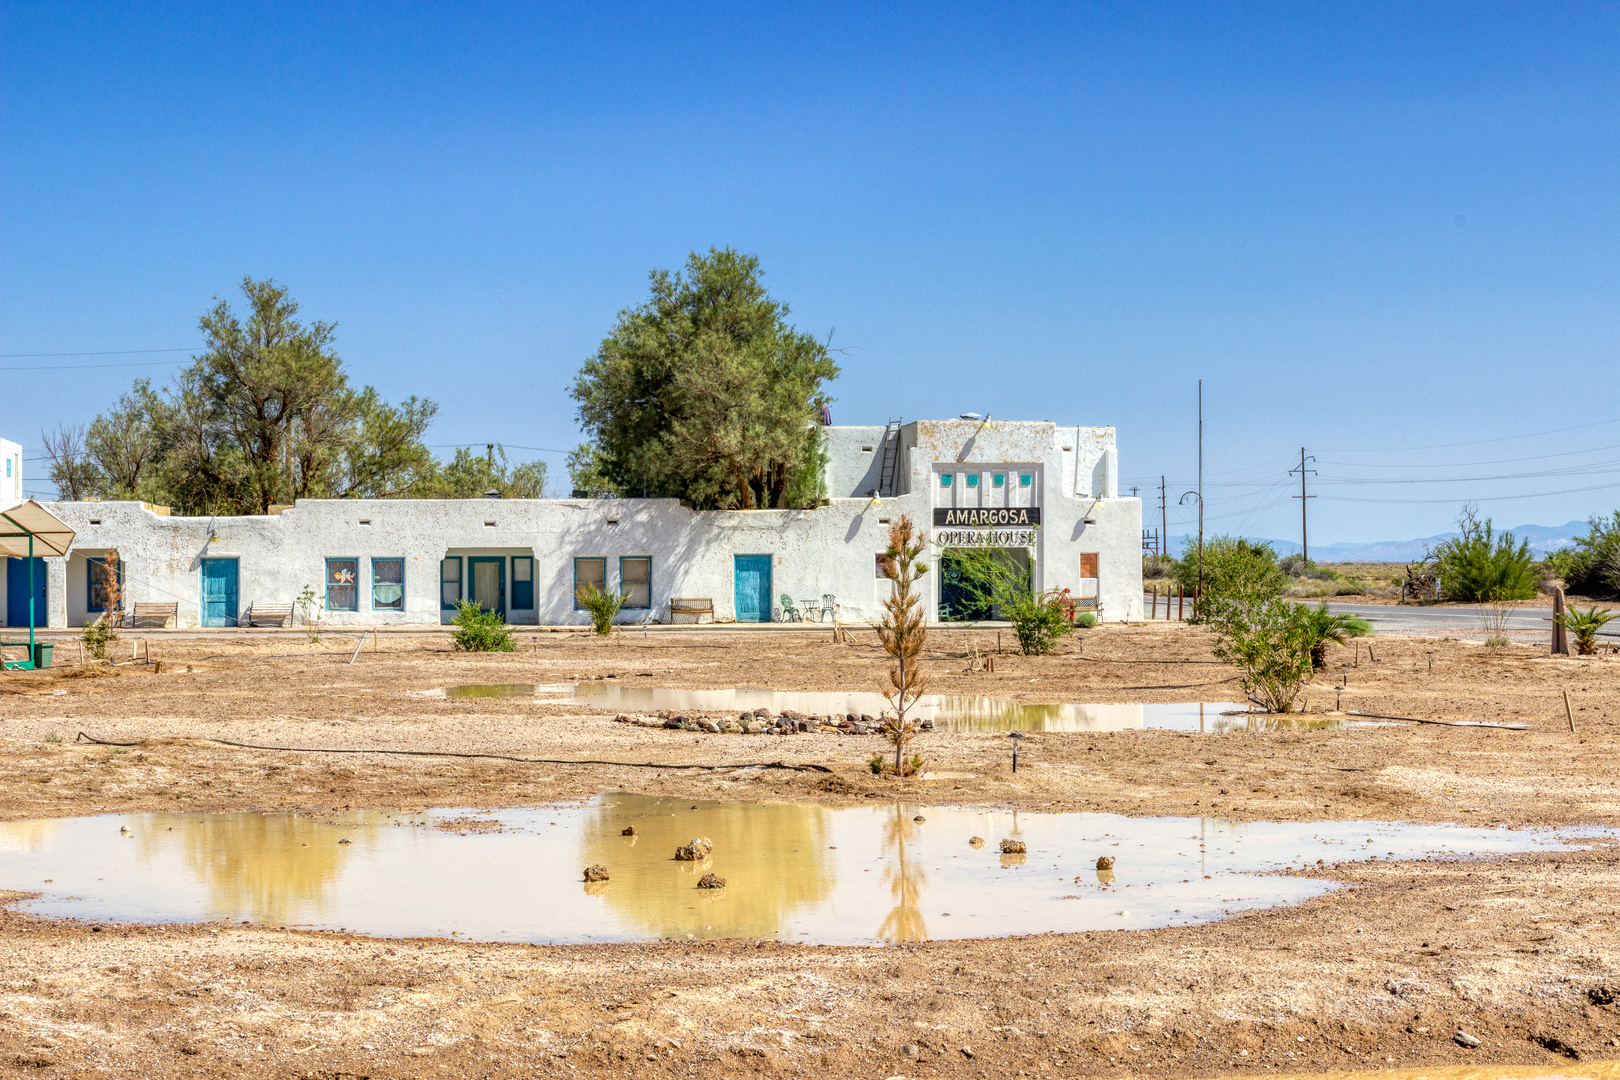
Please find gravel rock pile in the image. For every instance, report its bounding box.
[613,708,935,736]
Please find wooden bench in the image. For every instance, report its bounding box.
[669,598,714,624]
[131,602,178,629]
[244,603,293,628]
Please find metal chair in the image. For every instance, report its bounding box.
[779,594,802,623]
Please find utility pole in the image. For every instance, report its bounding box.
[1159,476,1168,558]
[1289,447,1317,564]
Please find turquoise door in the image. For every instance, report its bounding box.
[200,558,239,627]
[733,555,772,623]
[6,558,46,628]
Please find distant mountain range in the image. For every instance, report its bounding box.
[1162,521,1589,564]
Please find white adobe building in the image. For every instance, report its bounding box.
[0,419,1143,629]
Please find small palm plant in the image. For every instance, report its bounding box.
[1554,605,1618,656]
[574,582,627,635]
[1295,602,1373,668]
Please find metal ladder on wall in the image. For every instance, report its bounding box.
[877,418,902,496]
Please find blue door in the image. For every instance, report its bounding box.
[200,558,239,627]
[5,558,46,628]
[733,555,772,623]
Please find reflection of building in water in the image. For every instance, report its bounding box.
[579,795,834,940]
[143,811,363,923]
[0,819,63,854]
[876,805,928,942]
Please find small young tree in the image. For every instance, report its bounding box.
[83,550,123,661]
[876,515,929,776]
[1204,597,1315,712]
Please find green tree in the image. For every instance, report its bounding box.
[569,248,838,509]
[414,446,548,499]
[1546,512,1620,599]
[44,277,547,513]
[1172,535,1286,618]
[1434,506,1537,602]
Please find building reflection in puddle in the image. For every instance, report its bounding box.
[0,798,1608,945]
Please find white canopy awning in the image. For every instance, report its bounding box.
[0,500,76,559]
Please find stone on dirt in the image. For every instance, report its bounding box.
[1454,1031,1482,1049]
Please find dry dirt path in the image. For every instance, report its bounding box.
[0,624,1617,1078]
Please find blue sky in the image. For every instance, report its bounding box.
[3,3,1618,544]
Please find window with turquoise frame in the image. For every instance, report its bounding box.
[87,556,123,613]
[620,556,651,609]
[965,473,979,487]
[573,557,606,609]
[992,473,1005,487]
[371,558,404,611]
[939,473,953,487]
[440,558,462,609]
[511,556,535,609]
[326,558,359,611]
[1019,473,1032,486]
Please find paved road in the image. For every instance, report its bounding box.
[1143,595,1620,641]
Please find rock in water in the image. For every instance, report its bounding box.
[696,873,726,889]
[1096,855,1115,870]
[675,837,714,861]
[913,815,926,823]
[999,839,1027,854]
[583,865,610,882]
[621,826,637,837]
[969,836,986,847]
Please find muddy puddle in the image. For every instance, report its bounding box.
[438,683,1373,733]
[1,795,1605,945]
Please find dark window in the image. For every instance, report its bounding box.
[372,558,404,611]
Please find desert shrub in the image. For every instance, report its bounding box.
[1285,578,1337,599]
[1334,580,1366,596]
[450,599,516,652]
[1074,611,1097,628]
[1002,590,1078,655]
[1202,597,1314,713]
[1174,535,1286,619]
[1142,553,1176,580]
[573,582,627,635]
[81,615,117,661]
[1434,506,1536,602]
[1554,605,1619,656]
[1549,512,1620,598]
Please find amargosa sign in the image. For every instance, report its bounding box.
[932,507,1040,528]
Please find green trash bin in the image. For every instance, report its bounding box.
[32,642,53,670]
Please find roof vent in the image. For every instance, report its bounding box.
[484,489,503,499]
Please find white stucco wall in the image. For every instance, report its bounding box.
[0,438,21,503]
[16,420,1142,628]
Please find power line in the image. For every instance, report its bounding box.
[0,359,189,372]
[0,347,199,357]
